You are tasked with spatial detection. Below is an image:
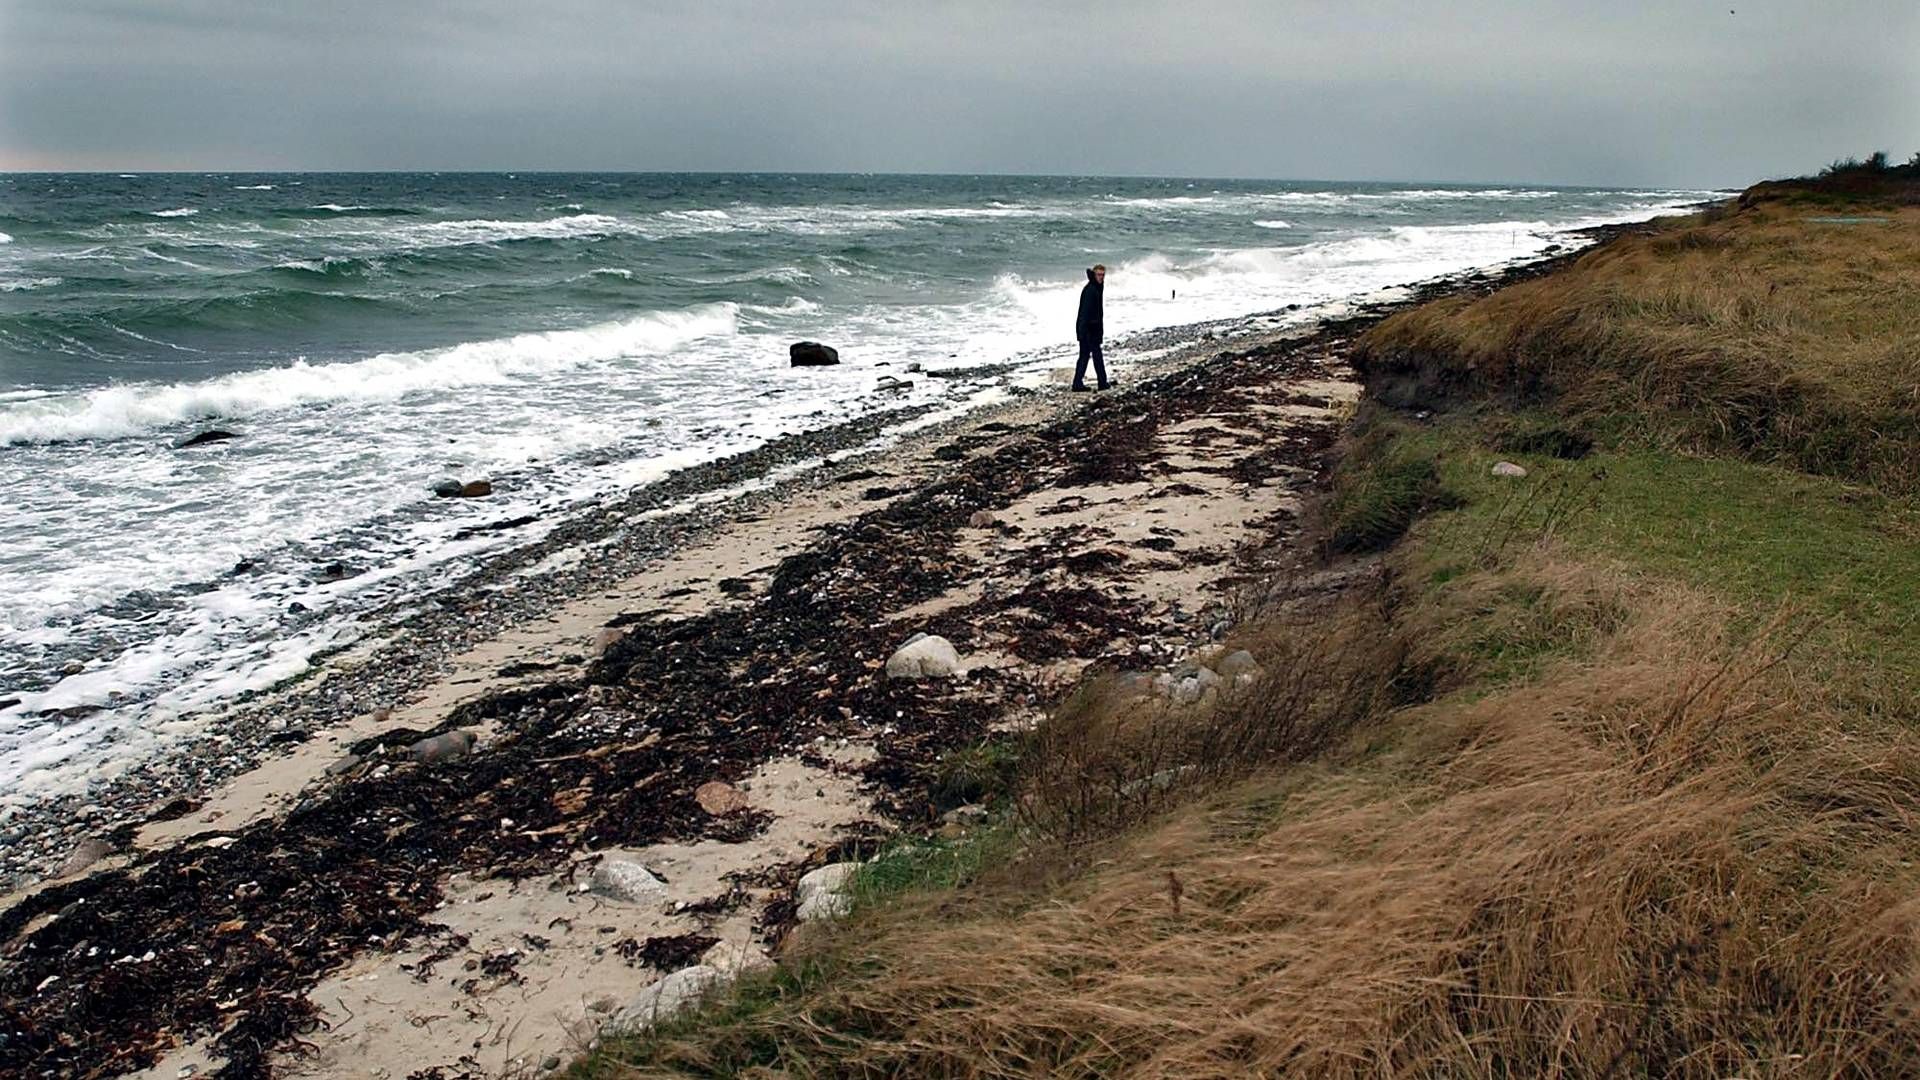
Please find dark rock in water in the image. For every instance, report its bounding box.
[288,602,310,614]
[789,341,840,367]
[431,478,464,498]
[232,559,257,574]
[174,429,238,449]
[459,479,494,498]
[316,561,361,583]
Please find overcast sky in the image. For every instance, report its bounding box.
[2,1,1915,187]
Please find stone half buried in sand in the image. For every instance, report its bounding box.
[1491,461,1529,478]
[789,341,840,367]
[585,857,669,905]
[884,633,965,679]
[611,964,725,1032]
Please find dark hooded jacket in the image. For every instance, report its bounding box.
[1076,268,1104,344]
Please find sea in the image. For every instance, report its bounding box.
[0,172,1714,806]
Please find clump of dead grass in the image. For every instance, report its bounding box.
[1016,578,1410,846]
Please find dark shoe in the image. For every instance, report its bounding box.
[1096,382,1111,391]
[1070,384,1092,393]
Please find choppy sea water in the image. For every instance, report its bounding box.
[0,172,1715,804]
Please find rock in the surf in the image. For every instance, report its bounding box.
[789,341,840,367]
[174,429,239,449]
[431,478,464,497]
[458,479,493,497]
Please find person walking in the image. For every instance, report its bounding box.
[1073,264,1108,392]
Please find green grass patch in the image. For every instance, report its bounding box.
[1395,413,1920,704]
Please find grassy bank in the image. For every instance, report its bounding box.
[576,171,1920,1077]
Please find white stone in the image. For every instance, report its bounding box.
[1491,461,1529,478]
[795,862,861,922]
[1172,667,1223,705]
[611,965,724,1031]
[884,635,964,679]
[587,858,667,905]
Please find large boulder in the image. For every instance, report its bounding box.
[612,965,724,1031]
[789,341,840,367]
[884,634,964,679]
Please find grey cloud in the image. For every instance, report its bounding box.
[2,0,1915,185]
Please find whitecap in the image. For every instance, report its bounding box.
[148,207,200,218]
[0,232,12,244]
[0,276,61,292]
[233,184,276,191]
[0,302,740,445]
[1253,220,1292,229]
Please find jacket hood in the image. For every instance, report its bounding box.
[1086,268,1102,285]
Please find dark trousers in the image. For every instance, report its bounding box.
[1074,340,1108,389]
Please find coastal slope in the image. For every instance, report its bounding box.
[578,168,1920,1076]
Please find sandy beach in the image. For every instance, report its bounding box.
[0,233,1650,1079]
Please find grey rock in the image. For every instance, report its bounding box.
[61,660,85,677]
[407,729,477,765]
[324,753,363,777]
[56,837,113,878]
[612,965,724,1030]
[431,478,464,498]
[967,510,998,529]
[1491,461,1529,478]
[1172,667,1223,705]
[884,635,963,679]
[589,858,668,905]
[1216,650,1260,680]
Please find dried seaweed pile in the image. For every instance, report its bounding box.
[0,314,1385,1080]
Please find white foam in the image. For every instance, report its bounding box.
[0,303,739,444]
[233,184,276,191]
[0,232,12,244]
[149,207,200,218]
[1253,219,1292,229]
[0,276,61,292]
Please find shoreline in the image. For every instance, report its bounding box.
[0,214,1688,1078]
[0,236,1599,886]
